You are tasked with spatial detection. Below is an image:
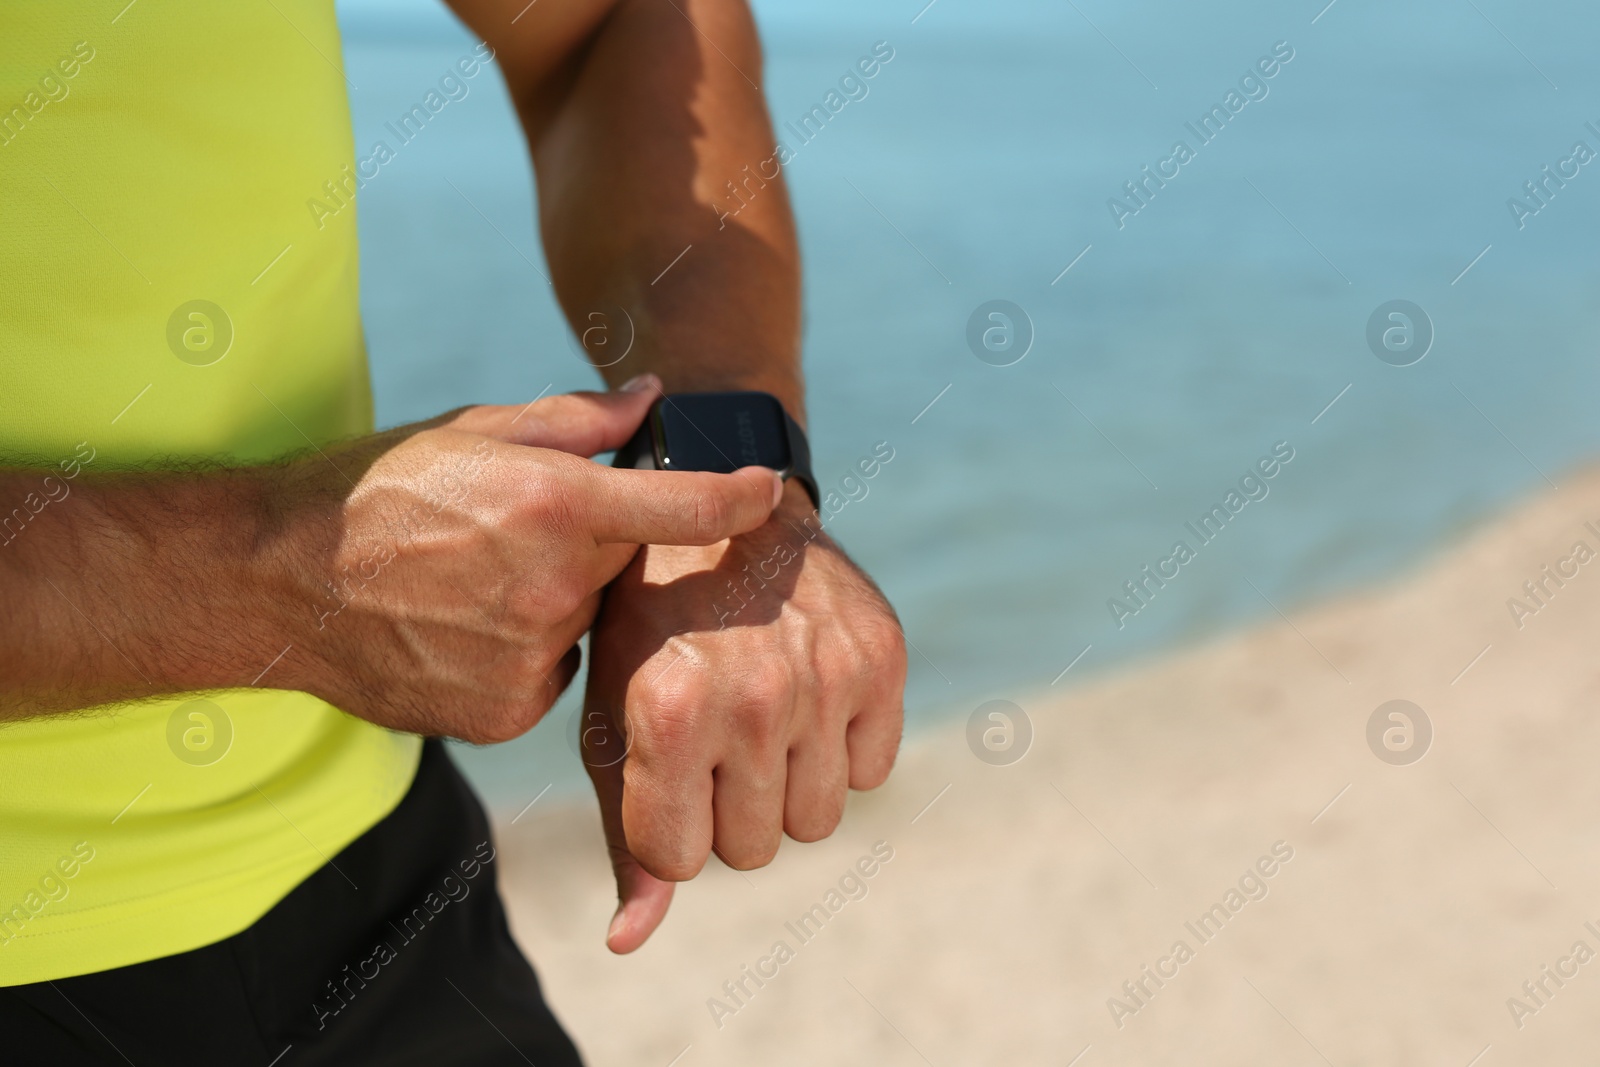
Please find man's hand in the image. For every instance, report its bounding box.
[583,483,906,953]
[443,0,906,951]
[279,385,784,743]
[0,382,785,735]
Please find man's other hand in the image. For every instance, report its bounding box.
[277,380,784,743]
[581,483,906,953]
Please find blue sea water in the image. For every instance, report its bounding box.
[336,0,1600,807]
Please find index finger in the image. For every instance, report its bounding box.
[582,465,784,546]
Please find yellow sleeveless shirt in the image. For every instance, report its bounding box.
[0,1,421,984]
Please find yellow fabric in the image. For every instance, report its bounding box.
[0,2,421,984]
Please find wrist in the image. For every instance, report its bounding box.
[604,362,806,429]
[247,457,373,705]
[773,476,821,525]
[127,468,305,693]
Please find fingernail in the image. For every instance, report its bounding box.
[608,901,629,942]
[771,473,785,507]
[620,373,659,394]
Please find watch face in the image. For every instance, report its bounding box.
[657,392,793,474]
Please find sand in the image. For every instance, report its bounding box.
[495,468,1600,1066]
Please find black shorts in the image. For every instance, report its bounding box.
[1,740,583,1067]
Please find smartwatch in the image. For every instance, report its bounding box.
[613,391,818,508]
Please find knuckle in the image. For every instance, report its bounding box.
[628,682,705,759]
[530,485,582,534]
[630,647,710,710]
[521,459,583,526]
[473,700,537,744]
[633,835,707,882]
[855,619,908,701]
[787,802,844,844]
[722,840,780,871]
[534,572,589,620]
[692,487,729,543]
[499,566,587,631]
[540,393,579,419]
[517,705,552,737]
[815,637,864,704]
[851,734,901,790]
[864,613,908,667]
[473,656,564,744]
[738,754,789,799]
[646,853,705,882]
[536,394,598,438]
[853,757,894,791]
[729,678,792,749]
[737,661,793,710]
[734,711,785,754]
[632,664,704,716]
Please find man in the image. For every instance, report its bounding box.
[0,1,905,1062]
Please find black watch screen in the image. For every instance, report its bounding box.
[614,391,818,507]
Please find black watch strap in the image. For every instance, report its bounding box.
[781,408,819,509]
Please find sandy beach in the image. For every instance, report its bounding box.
[494,468,1600,1066]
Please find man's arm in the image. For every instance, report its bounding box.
[0,464,289,717]
[448,0,803,412]
[0,391,782,732]
[447,0,907,953]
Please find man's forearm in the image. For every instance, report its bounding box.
[0,468,294,719]
[445,3,904,951]
[467,0,805,418]
[0,394,789,734]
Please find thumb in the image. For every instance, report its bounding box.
[449,374,661,455]
[580,698,674,954]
